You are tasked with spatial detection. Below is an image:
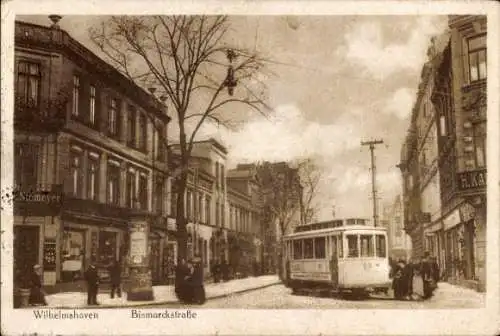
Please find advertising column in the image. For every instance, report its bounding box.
[127,216,154,301]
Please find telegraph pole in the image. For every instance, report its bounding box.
[361,139,384,227]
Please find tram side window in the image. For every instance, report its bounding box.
[346,235,359,258]
[314,237,325,259]
[376,235,387,258]
[337,236,343,258]
[293,240,303,259]
[304,238,314,259]
[360,235,374,257]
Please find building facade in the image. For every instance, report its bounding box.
[400,15,487,292]
[382,196,412,261]
[436,15,487,291]
[13,18,172,289]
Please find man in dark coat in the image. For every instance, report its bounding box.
[191,256,206,304]
[421,251,433,299]
[392,260,406,300]
[175,258,188,302]
[108,260,122,299]
[29,264,47,306]
[211,259,221,283]
[84,262,100,305]
[221,258,229,282]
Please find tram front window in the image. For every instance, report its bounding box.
[346,235,359,258]
[360,235,374,257]
[376,235,387,258]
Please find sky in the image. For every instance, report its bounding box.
[18,14,448,222]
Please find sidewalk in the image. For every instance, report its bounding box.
[427,281,486,307]
[43,275,280,308]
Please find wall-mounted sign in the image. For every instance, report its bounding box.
[457,169,486,191]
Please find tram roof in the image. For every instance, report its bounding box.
[284,225,387,239]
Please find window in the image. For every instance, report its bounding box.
[187,190,192,220]
[155,177,164,215]
[221,204,225,228]
[126,169,136,208]
[360,235,374,257]
[376,235,387,258]
[138,113,147,152]
[303,238,314,259]
[170,191,177,217]
[87,152,99,200]
[215,200,220,225]
[107,161,120,205]
[468,34,487,82]
[70,149,84,198]
[346,218,356,225]
[198,194,203,222]
[205,196,211,225]
[473,121,486,168]
[293,240,303,259]
[17,61,40,108]
[108,99,119,136]
[346,235,359,258]
[314,237,325,259]
[138,173,148,210]
[127,105,136,147]
[337,236,344,258]
[156,123,166,161]
[89,86,96,125]
[215,162,219,188]
[14,143,39,187]
[72,75,80,117]
[221,164,225,190]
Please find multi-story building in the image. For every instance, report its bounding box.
[227,164,265,276]
[400,15,487,292]
[382,196,412,261]
[435,15,487,291]
[13,17,172,290]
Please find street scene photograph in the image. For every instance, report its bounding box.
[7,12,489,313]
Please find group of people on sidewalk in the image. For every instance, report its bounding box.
[390,251,440,301]
[174,256,206,304]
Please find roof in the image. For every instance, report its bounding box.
[284,225,387,239]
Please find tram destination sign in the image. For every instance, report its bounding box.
[457,169,486,191]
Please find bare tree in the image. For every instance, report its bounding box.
[89,16,270,261]
[297,158,322,225]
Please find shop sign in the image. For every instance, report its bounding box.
[457,169,486,191]
[443,209,461,231]
[130,225,148,264]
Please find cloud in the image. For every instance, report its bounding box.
[383,87,416,120]
[201,104,364,165]
[340,16,448,80]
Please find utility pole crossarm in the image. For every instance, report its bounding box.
[361,139,384,227]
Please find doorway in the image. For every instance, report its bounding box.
[14,226,40,287]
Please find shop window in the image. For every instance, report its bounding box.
[347,235,359,258]
[303,238,314,259]
[61,229,85,281]
[360,235,374,257]
[99,231,117,266]
[314,237,325,259]
[376,235,387,258]
[293,240,302,260]
[468,34,487,82]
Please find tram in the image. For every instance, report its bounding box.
[283,218,391,297]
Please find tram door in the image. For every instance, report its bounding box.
[329,236,338,288]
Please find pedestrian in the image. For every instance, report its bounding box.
[421,251,433,300]
[221,258,229,282]
[108,260,122,299]
[183,260,196,304]
[211,259,221,283]
[431,256,440,285]
[175,258,188,302]
[84,262,100,305]
[402,258,414,300]
[191,256,206,304]
[392,259,406,300]
[411,257,424,300]
[29,264,47,306]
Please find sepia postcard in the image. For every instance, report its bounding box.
[1,0,499,335]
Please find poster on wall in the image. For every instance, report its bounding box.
[130,224,147,265]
